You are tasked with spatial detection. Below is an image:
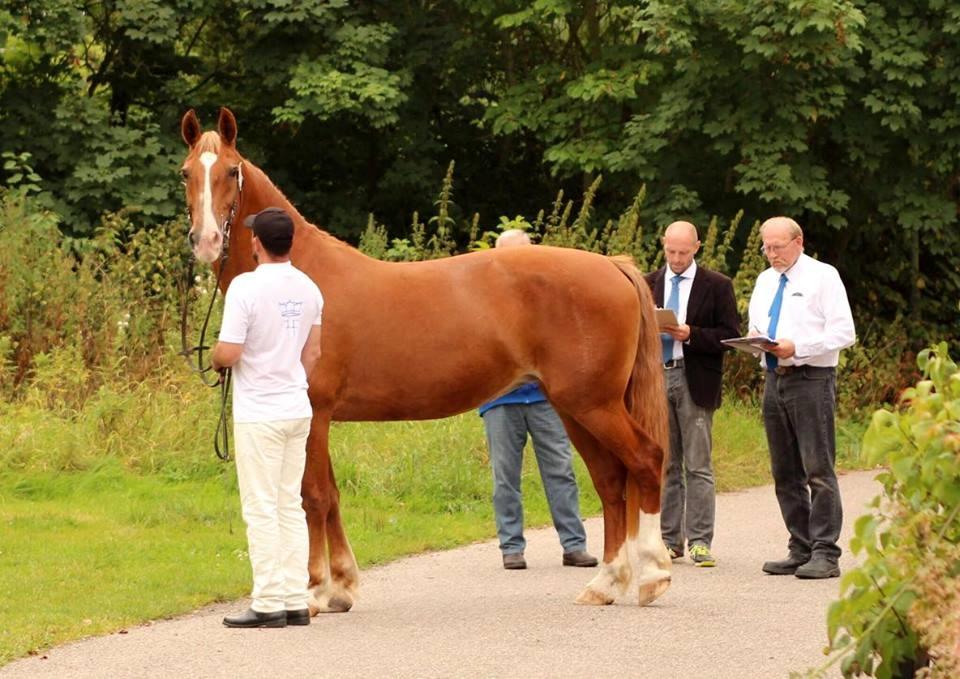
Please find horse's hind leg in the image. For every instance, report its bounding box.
[571,404,672,606]
[302,415,359,613]
[558,414,631,605]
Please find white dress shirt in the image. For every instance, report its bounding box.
[661,260,697,360]
[748,253,856,367]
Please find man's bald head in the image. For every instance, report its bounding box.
[496,229,532,248]
[664,221,699,244]
[662,221,700,274]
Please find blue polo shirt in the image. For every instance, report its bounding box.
[478,382,547,416]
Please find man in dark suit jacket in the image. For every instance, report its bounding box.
[644,221,740,567]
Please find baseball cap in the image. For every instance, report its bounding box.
[243,207,294,253]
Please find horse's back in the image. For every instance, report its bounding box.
[313,245,644,421]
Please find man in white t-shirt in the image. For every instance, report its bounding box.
[211,206,323,628]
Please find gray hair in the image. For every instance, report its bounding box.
[495,229,531,248]
[760,216,803,239]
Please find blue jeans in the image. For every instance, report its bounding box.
[762,366,843,560]
[661,367,716,550]
[482,401,588,555]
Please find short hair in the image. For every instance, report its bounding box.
[495,229,531,248]
[760,216,803,240]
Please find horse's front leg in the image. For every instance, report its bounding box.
[302,412,359,613]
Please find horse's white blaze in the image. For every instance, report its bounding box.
[190,151,221,262]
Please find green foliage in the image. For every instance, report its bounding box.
[0,191,195,403]
[699,210,744,276]
[2,0,958,337]
[1,151,42,194]
[819,343,960,678]
[731,220,766,318]
[471,0,960,339]
[357,213,388,259]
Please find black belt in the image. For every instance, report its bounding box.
[663,358,685,370]
[768,365,835,376]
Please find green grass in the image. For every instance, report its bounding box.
[0,395,867,666]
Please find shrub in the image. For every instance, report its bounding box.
[819,343,960,678]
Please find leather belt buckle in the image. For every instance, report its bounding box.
[664,358,684,370]
[774,366,796,376]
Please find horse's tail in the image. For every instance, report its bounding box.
[609,256,669,534]
[609,256,669,454]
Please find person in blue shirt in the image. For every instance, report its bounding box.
[479,229,598,571]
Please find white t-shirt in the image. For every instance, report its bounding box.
[218,262,323,423]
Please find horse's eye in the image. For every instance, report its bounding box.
[228,166,239,178]
[180,168,189,182]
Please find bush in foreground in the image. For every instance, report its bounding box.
[817,343,960,678]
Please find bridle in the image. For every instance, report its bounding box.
[178,161,244,461]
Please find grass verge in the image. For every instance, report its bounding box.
[1,400,867,666]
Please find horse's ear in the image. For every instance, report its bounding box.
[181,109,202,148]
[218,107,238,147]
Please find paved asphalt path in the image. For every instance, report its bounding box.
[2,470,880,679]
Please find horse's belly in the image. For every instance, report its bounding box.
[328,370,514,422]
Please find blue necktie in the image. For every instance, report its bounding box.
[765,273,788,370]
[661,274,682,363]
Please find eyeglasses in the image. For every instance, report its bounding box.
[761,238,798,255]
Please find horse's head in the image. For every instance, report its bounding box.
[180,107,245,264]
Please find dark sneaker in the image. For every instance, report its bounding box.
[667,546,684,560]
[762,553,810,575]
[794,556,840,579]
[562,550,598,567]
[689,544,716,568]
[502,552,527,570]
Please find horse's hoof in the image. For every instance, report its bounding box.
[575,587,615,606]
[637,575,671,606]
[327,596,353,613]
[309,588,355,613]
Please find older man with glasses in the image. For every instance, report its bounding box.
[748,216,856,580]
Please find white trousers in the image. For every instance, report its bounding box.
[234,417,312,613]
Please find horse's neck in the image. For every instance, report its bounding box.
[235,163,373,279]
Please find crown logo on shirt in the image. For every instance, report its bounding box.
[279,300,303,317]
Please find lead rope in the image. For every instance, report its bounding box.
[178,164,243,461]
[179,257,233,461]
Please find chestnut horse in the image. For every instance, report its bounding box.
[180,107,670,613]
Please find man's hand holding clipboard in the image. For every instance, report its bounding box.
[655,308,691,342]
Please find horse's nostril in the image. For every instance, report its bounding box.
[188,231,198,247]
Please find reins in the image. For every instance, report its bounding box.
[178,165,243,461]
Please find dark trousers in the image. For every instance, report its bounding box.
[762,366,843,561]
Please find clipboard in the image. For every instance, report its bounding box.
[655,308,678,328]
[721,335,779,356]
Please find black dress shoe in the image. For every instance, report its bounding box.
[762,553,810,575]
[286,609,311,626]
[795,556,840,579]
[562,550,599,567]
[222,608,287,628]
